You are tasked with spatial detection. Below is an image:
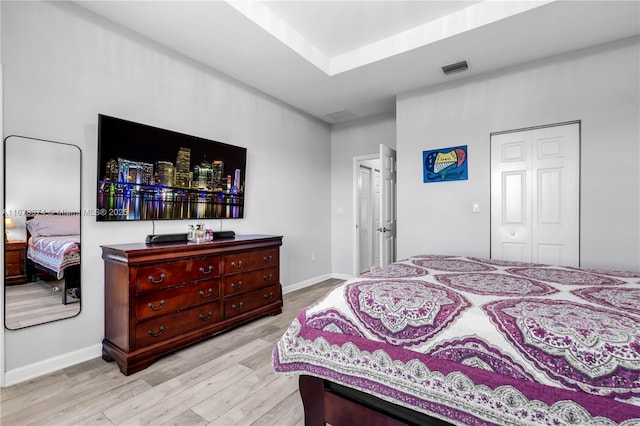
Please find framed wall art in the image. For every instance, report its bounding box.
[423,145,468,183]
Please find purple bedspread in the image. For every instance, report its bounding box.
[273,255,640,425]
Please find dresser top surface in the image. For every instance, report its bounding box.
[102,234,282,257]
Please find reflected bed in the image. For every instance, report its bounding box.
[26,214,80,304]
[273,255,640,425]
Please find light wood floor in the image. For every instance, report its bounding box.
[0,279,343,426]
[5,279,80,329]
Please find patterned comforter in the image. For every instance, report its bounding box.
[27,235,80,280]
[273,255,640,425]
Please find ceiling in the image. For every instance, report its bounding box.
[75,1,640,124]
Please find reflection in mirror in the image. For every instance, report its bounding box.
[3,136,81,329]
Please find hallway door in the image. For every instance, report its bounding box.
[379,144,397,267]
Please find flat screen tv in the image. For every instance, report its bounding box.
[97,114,246,221]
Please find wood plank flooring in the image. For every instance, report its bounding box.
[5,279,80,329]
[0,279,343,426]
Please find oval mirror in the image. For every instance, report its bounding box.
[3,136,81,329]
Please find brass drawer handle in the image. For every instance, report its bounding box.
[232,302,244,311]
[147,273,166,284]
[199,288,213,298]
[231,260,243,269]
[199,312,213,321]
[263,255,272,263]
[147,326,166,337]
[199,265,214,275]
[231,281,243,289]
[263,292,274,300]
[263,274,273,281]
[147,300,165,311]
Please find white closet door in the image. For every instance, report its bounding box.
[491,131,532,262]
[491,123,580,266]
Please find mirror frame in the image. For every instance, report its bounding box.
[3,135,82,329]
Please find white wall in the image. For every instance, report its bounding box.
[331,113,396,276]
[1,1,331,381]
[397,36,640,271]
[0,0,4,387]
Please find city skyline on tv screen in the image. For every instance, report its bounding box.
[97,114,247,221]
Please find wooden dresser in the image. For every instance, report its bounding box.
[101,234,283,375]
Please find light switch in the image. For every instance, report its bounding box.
[472,202,480,213]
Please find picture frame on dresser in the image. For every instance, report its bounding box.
[101,234,283,375]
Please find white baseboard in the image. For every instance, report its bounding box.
[282,273,332,294]
[4,344,103,387]
[282,273,355,294]
[331,273,354,281]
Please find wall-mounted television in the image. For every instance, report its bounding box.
[97,114,246,221]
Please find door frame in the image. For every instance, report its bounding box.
[353,144,397,276]
[490,120,581,138]
[489,119,581,264]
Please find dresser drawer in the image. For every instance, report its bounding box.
[136,256,220,294]
[223,248,278,275]
[5,262,23,277]
[6,258,24,275]
[5,250,23,264]
[135,301,222,348]
[135,280,220,321]
[223,267,279,296]
[224,283,280,319]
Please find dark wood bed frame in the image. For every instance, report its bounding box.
[25,213,81,305]
[299,375,452,426]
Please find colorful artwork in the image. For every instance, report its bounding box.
[423,145,468,183]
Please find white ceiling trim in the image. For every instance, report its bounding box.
[227,0,331,73]
[330,0,554,75]
[228,0,555,76]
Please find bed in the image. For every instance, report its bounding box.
[273,255,640,425]
[25,214,81,305]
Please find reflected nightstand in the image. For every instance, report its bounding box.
[5,240,28,284]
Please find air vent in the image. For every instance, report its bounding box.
[441,60,469,75]
[326,109,356,122]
